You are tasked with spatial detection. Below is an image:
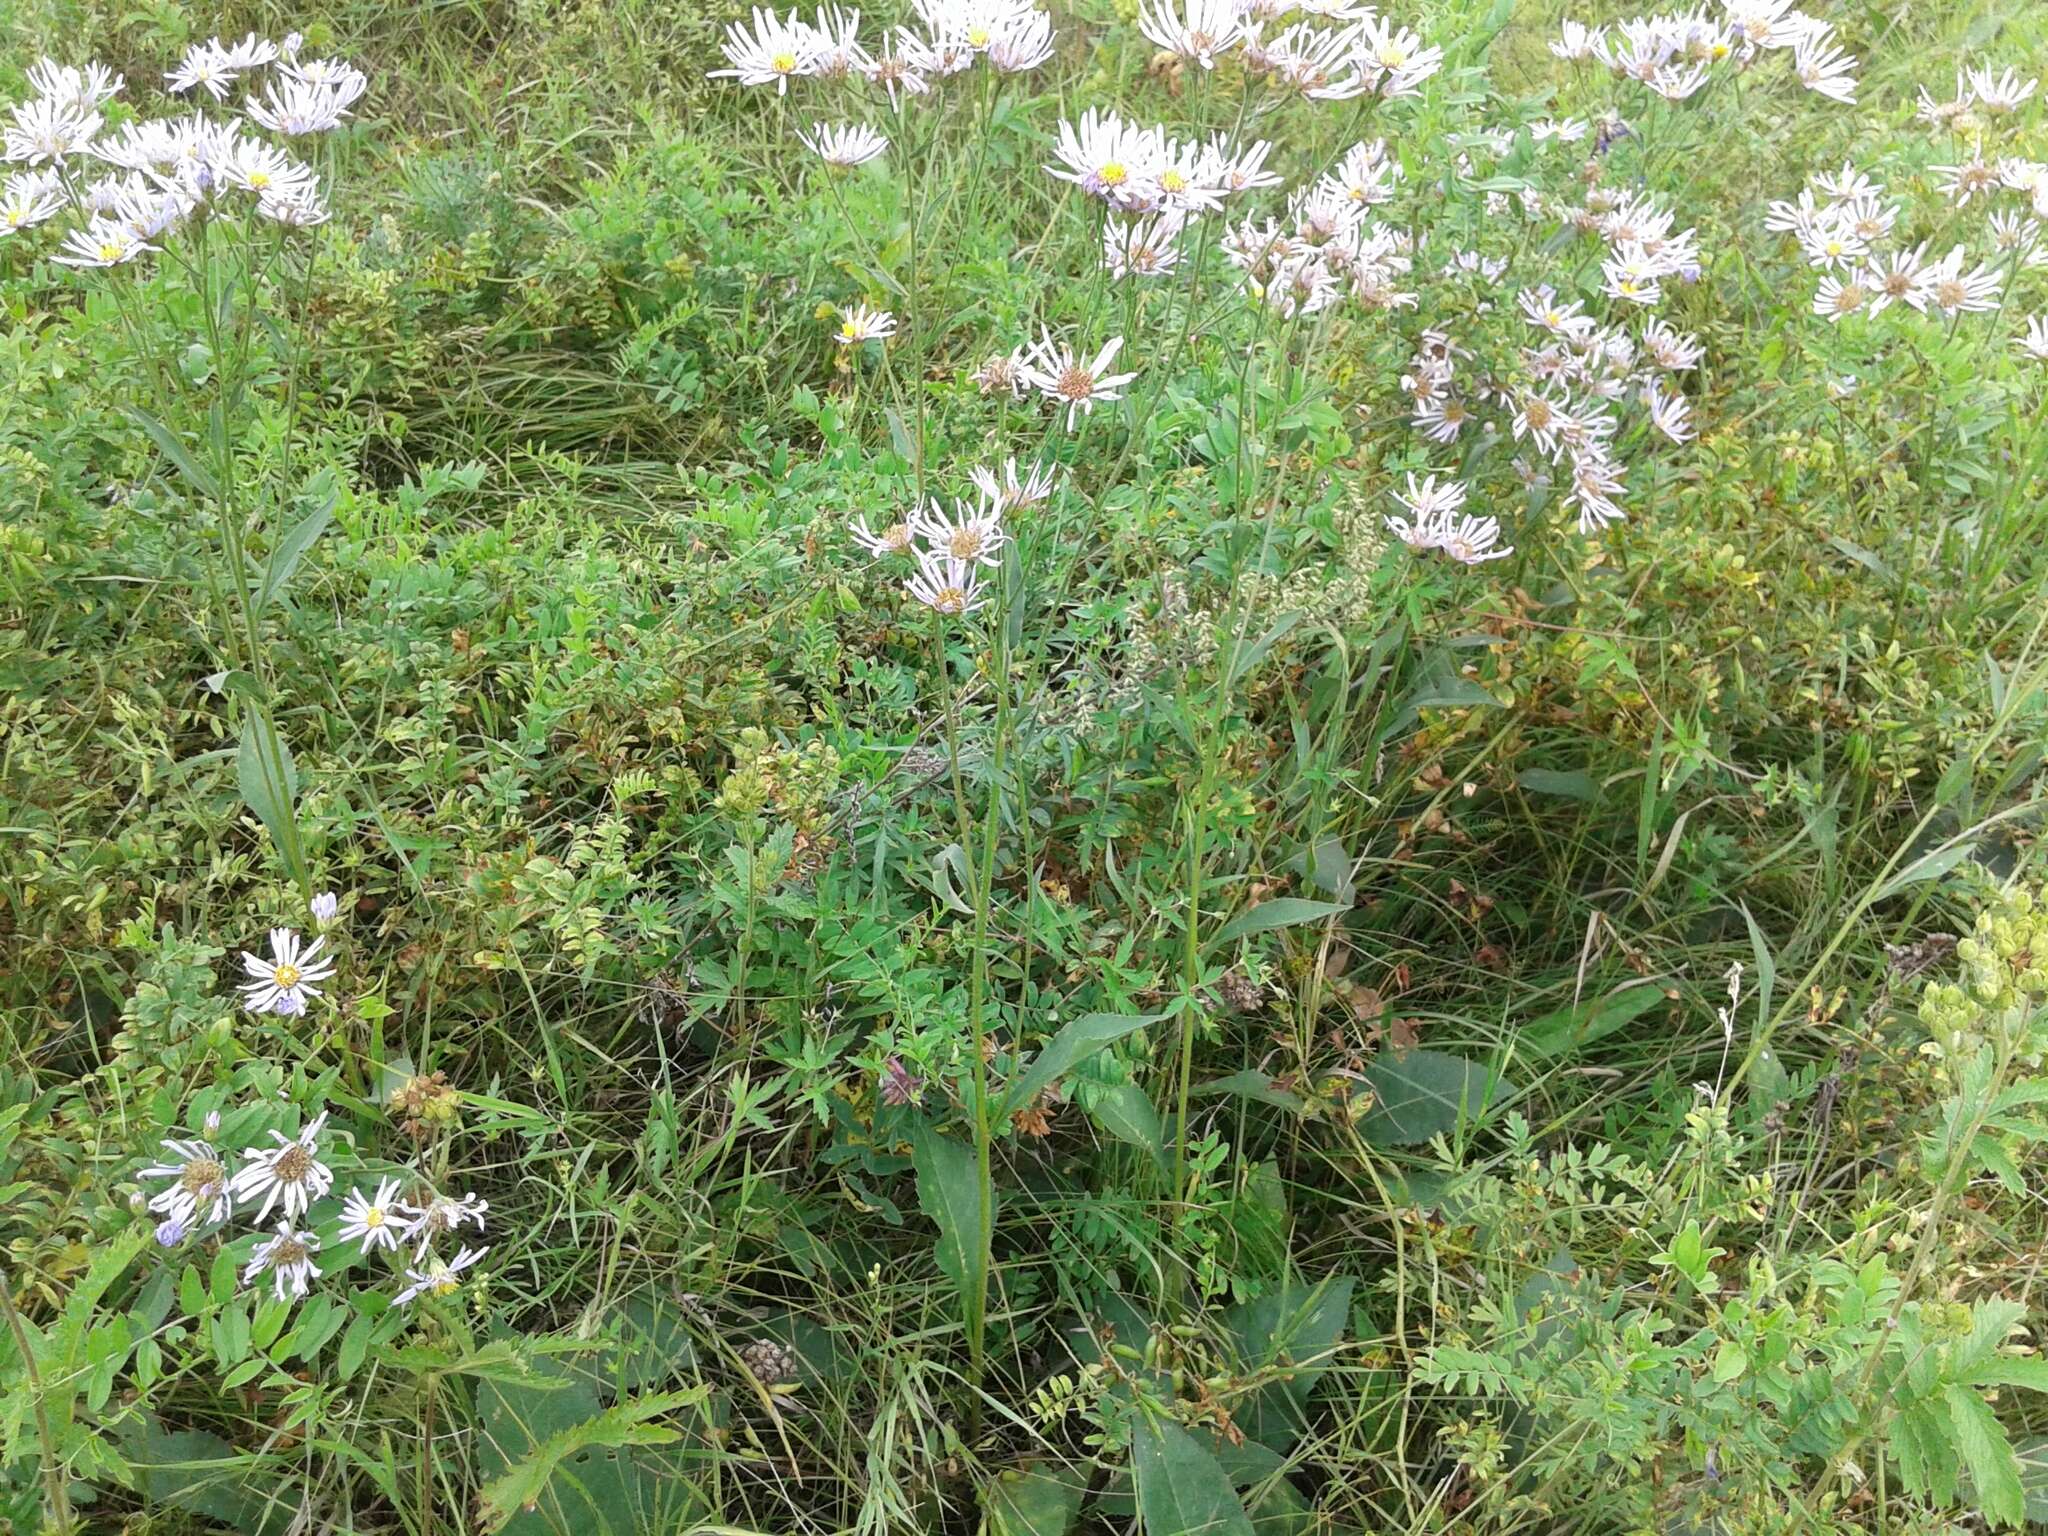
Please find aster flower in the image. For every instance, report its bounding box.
[4,95,99,165]
[139,1138,235,1227]
[1392,472,1468,523]
[836,303,896,345]
[1517,286,1594,338]
[1865,244,1932,312]
[1642,319,1705,371]
[806,5,873,78]
[1644,381,1694,442]
[1931,155,2001,207]
[911,493,1007,567]
[0,169,64,235]
[244,1221,323,1302]
[1432,513,1514,565]
[1412,394,1473,443]
[338,1177,410,1255]
[310,890,341,926]
[1923,244,2003,317]
[224,139,317,202]
[26,59,124,115]
[1552,20,1604,60]
[393,1245,488,1306]
[229,1112,334,1224]
[972,346,1028,397]
[1138,0,1246,69]
[405,1190,489,1257]
[1103,211,1187,278]
[2016,316,2048,362]
[1020,330,1138,427]
[1565,448,1627,532]
[798,121,889,168]
[165,35,274,99]
[258,185,331,227]
[969,457,1058,509]
[862,39,932,108]
[851,515,914,557]
[1045,109,1161,211]
[239,928,336,1016]
[281,56,369,95]
[1967,63,2037,114]
[710,7,822,92]
[245,75,363,135]
[52,217,155,268]
[1265,21,1372,101]
[1792,28,1857,104]
[1198,135,1282,196]
[1356,15,1443,97]
[904,549,989,616]
[987,8,1055,72]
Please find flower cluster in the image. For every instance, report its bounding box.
[849,458,1057,614]
[714,0,1055,100]
[139,1109,491,1308]
[1554,0,1858,105]
[1,33,364,263]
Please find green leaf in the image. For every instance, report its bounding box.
[1086,1081,1167,1165]
[1189,1071,1305,1113]
[1514,768,1595,801]
[1947,1383,2024,1528]
[1520,985,1663,1059]
[988,1464,1087,1536]
[1003,1010,1168,1115]
[911,1122,991,1309]
[1131,1415,1257,1536]
[120,1414,288,1535]
[2014,1435,2048,1524]
[1208,898,1348,952]
[126,405,221,502]
[255,471,339,613]
[1227,1277,1354,1450]
[1361,1050,1513,1145]
[474,1389,697,1535]
[236,712,302,885]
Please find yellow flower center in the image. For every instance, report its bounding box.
[771,52,797,73]
[948,527,985,560]
[365,1207,386,1227]
[967,25,990,46]
[1378,44,1408,67]
[98,242,123,262]
[249,171,271,189]
[1098,161,1127,186]
[1160,170,1186,193]
[273,962,300,987]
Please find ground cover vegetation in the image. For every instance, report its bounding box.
[4,0,2048,1532]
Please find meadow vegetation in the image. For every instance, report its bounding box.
[4,0,2048,1532]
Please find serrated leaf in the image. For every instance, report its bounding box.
[1948,1383,2024,1528]
[1131,1415,1256,1536]
[474,1389,695,1534]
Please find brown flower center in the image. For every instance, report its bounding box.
[275,1144,314,1183]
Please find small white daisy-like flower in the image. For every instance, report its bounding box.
[1864,243,1931,313]
[1045,108,1160,211]
[904,549,989,616]
[139,1138,235,1227]
[1103,211,1187,278]
[987,8,1055,73]
[5,95,100,165]
[1391,472,1468,523]
[239,928,336,1016]
[1642,319,1704,371]
[26,59,124,115]
[912,493,1007,568]
[850,515,914,558]
[338,1177,410,1256]
[805,5,872,79]
[1967,63,2038,114]
[799,121,889,168]
[862,38,932,108]
[1552,20,1603,61]
[710,7,823,92]
[969,457,1058,510]
[310,890,341,926]
[244,1221,323,1302]
[52,217,155,268]
[1412,394,1471,443]
[1433,513,1514,565]
[2015,316,2048,361]
[1932,156,2001,207]
[1138,0,1246,70]
[1923,244,2003,317]
[835,303,897,345]
[0,169,64,235]
[1565,448,1627,533]
[1198,135,1282,197]
[228,1111,334,1224]
[405,1190,490,1257]
[224,139,317,202]
[972,346,1029,397]
[245,75,361,136]
[394,1244,488,1307]
[1811,272,1869,322]
[1020,330,1138,427]
[1644,381,1694,443]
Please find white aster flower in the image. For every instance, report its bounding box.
[1923,243,2002,316]
[1021,330,1138,427]
[836,303,897,344]
[53,217,155,268]
[851,515,915,557]
[805,5,873,78]
[1644,381,1694,442]
[4,95,99,165]
[1791,27,1857,104]
[1967,63,2037,114]
[911,493,1007,567]
[987,8,1055,72]
[904,549,989,616]
[1552,20,1604,60]
[862,38,933,107]
[393,1244,488,1306]
[799,121,889,167]
[338,1177,410,1255]
[224,138,316,201]
[1642,319,1704,371]
[0,169,64,234]
[245,75,362,135]
[405,1190,489,1257]
[969,456,1058,509]
[27,59,124,115]
[228,1111,334,1224]
[1138,0,1246,69]
[2016,316,2048,361]
[139,1138,234,1227]
[710,7,823,91]
[238,927,336,1015]
[244,1221,323,1302]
